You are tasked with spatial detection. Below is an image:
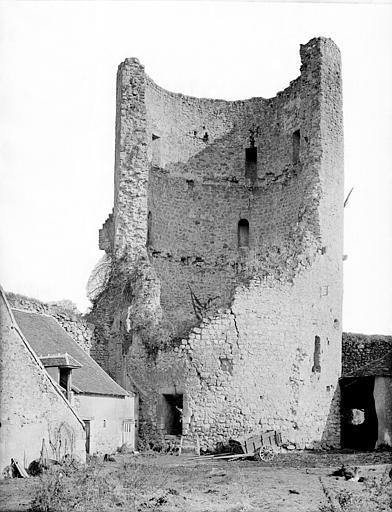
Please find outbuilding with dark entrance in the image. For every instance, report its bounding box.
[341,332,392,450]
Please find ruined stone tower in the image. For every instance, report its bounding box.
[90,37,344,449]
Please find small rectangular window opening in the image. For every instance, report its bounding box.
[320,285,329,297]
[293,130,300,164]
[312,336,321,373]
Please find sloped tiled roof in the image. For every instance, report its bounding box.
[12,309,128,397]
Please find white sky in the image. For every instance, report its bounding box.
[1,1,391,334]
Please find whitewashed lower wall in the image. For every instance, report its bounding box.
[74,394,135,454]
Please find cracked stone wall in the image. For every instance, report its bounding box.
[91,37,343,449]
[122,261,342,449]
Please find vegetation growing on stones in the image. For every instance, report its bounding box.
[86,254,113,303]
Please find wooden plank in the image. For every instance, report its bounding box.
[207,453,252,460]
[187,453,233,460]
[187,455,215,460]
[11,458,29,478]
[178,436,183,456]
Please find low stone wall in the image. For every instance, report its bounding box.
[6,292,95,354]
[342,332,392,377]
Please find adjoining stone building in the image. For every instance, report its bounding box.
[12,308,136,455]
[89,37,344,450]
[0,287,86,473]
[0,290,136,476]
[340,332,392,450]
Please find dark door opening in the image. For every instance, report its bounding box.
[59,368,71,400]
[84,420,91,454]
[340,377,378,450]
[162,394,183,435]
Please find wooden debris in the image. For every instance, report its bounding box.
[11,458,29,478]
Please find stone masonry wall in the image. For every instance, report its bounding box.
[6,292,94,354]
[113,59,149,259]
[124,255,341,450]
[91,37,344,449]
[148,166,312,331]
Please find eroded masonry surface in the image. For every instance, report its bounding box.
[89,37,345,450]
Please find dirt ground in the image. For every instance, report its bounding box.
[0,450,391,512]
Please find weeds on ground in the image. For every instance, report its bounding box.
[30,458,171,512]
[320,469,392,512]
[230,467,256,511]
[30,463,129,512]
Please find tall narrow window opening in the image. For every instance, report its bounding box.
[238,219,249,248]
[292,130,300,164]
[312,336,321,373]
[245,147,258,181]
[152,134,161,167]
[246,147,257,163]
[84,420,91,454]
[146,211,152,247]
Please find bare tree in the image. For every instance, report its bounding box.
[86,253,113,302]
